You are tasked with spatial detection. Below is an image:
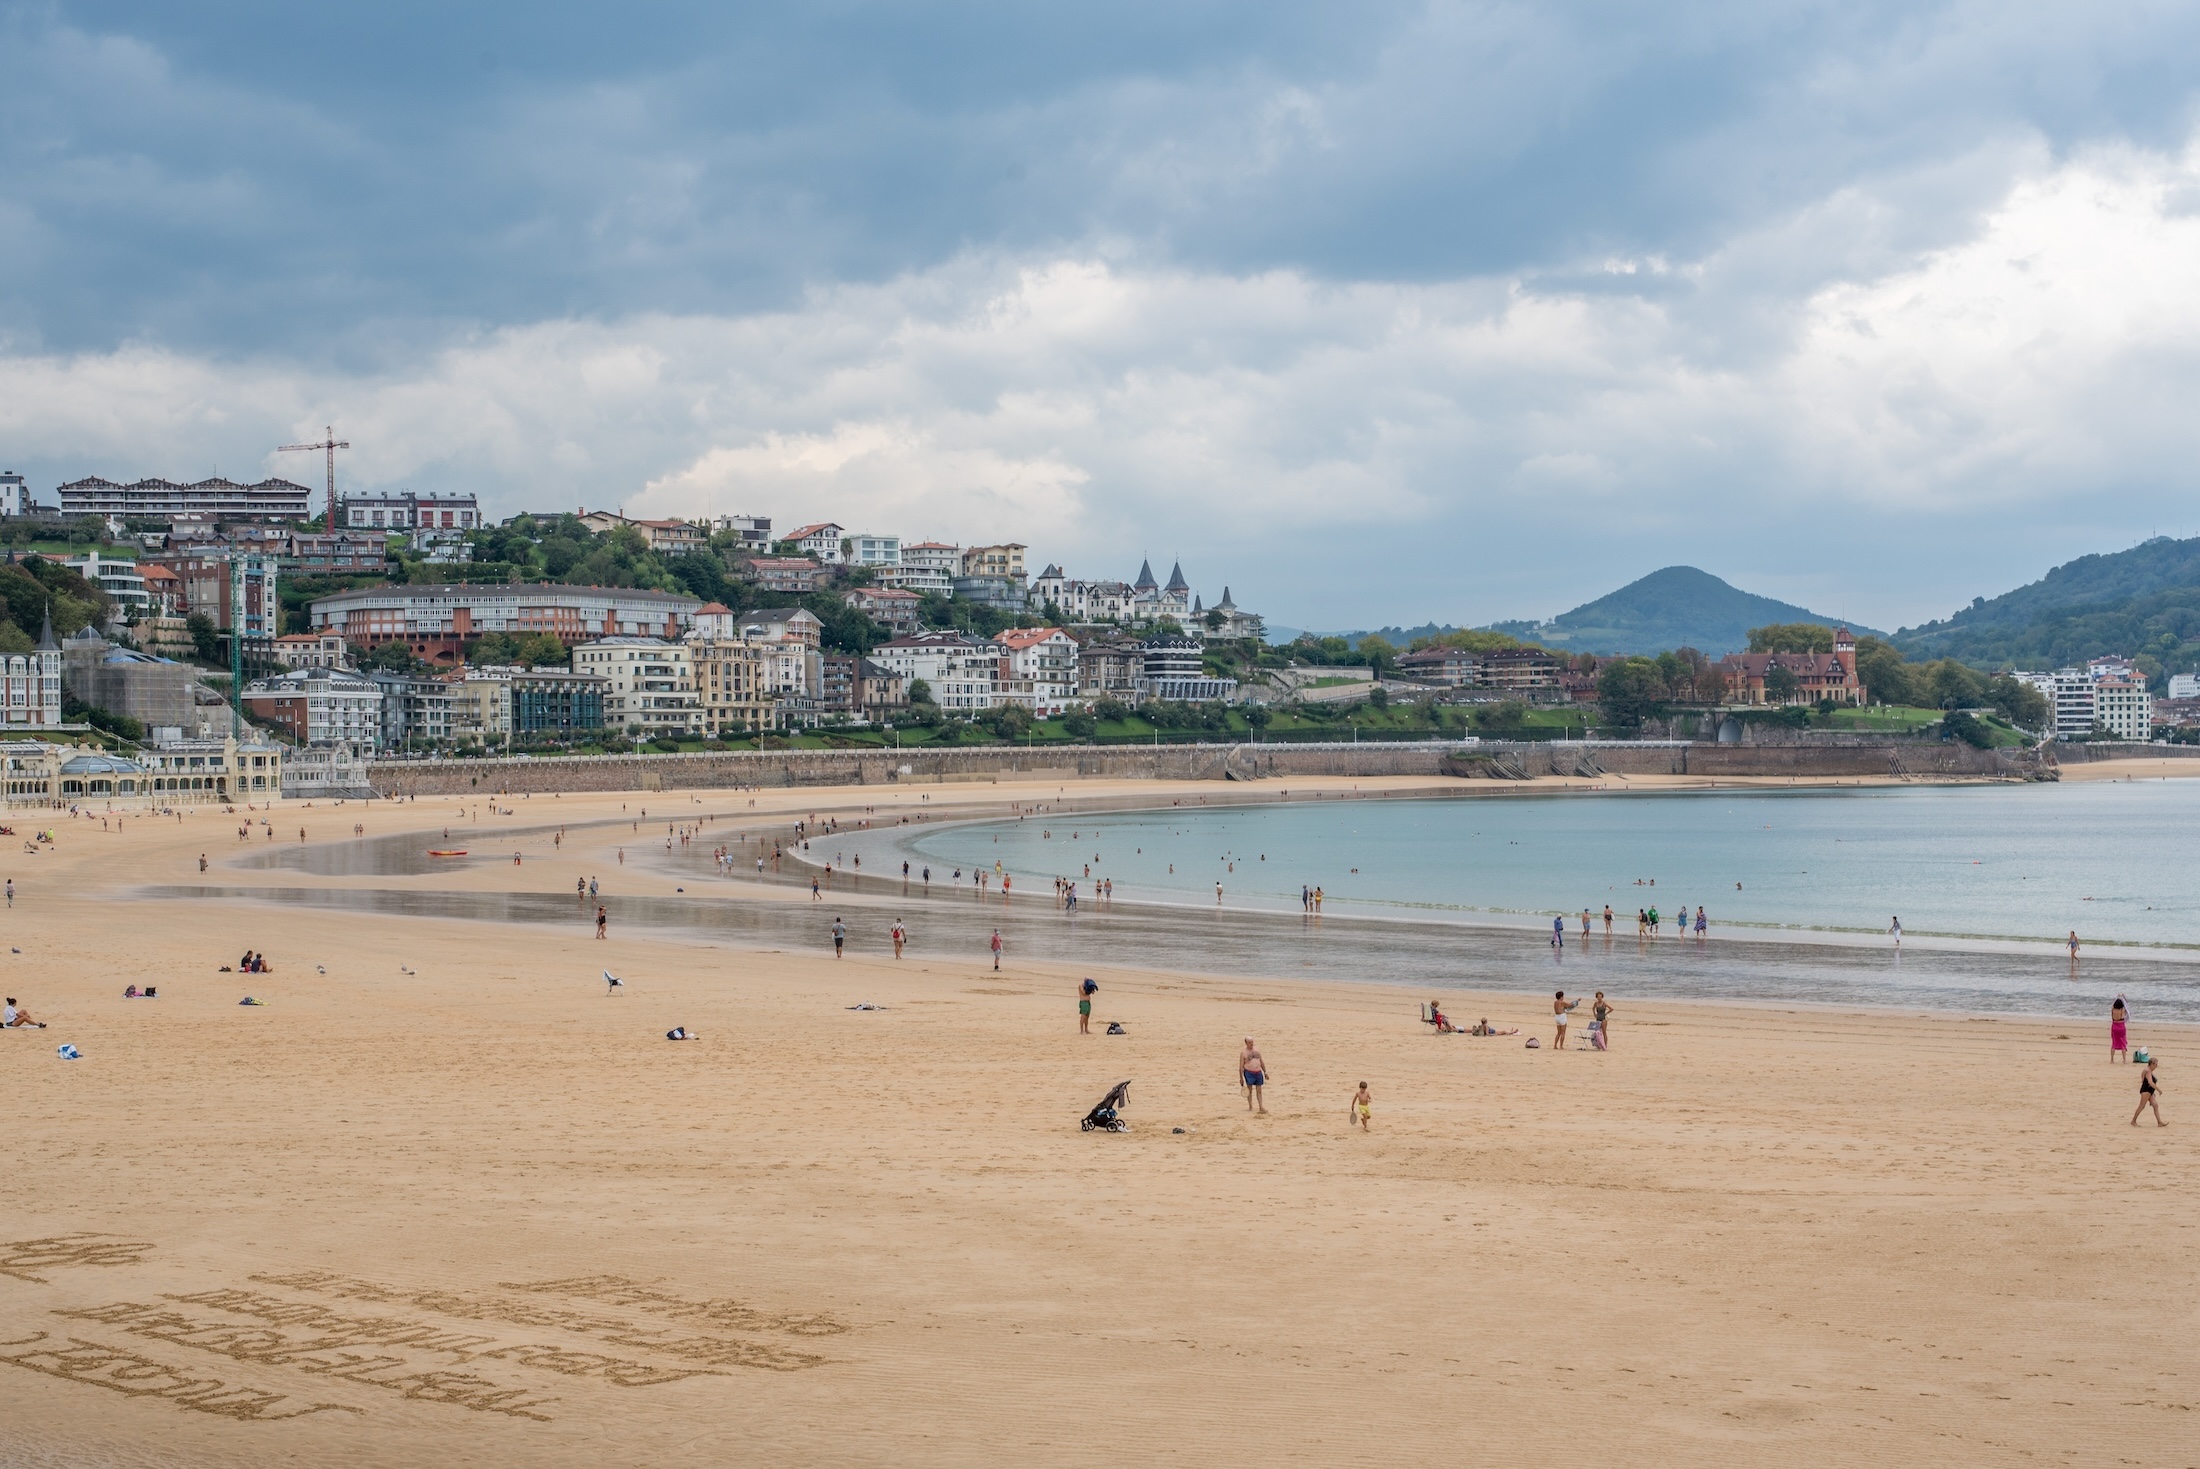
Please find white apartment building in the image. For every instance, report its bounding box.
[2016,663,2155,740]
[886,541,960,596]
[711,513,772,548]
[240,667,386,750]
[2093,676,2153,741]
[2169,673,2200,700]
[572,637,700,737]
[846,533,901,568]
[0,471,25,517]
[869,632,1003,712]
[994,627,1080,716]
[63,551,149,612]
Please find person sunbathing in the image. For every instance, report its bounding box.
[3,998,44,1028]
[1470,1019,1521,1036]
[1429,1005,1460,1034]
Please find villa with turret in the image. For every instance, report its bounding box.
[1715,628,1864,706]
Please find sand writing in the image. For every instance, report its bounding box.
[53,1301,562,1421]
[0,1233,156,1283]
[0,1331,359,1421]
[254,1271,834,1371]
[501,1275,851,1336]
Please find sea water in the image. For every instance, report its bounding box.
[893,781,2200,952]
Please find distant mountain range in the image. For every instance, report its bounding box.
[1485,566,1878,657]
[1282,537,2200,675]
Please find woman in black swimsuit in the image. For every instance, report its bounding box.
[2131,1059,2165,1127]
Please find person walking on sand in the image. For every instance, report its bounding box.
[1552,990,1578,1048]
[1350,1081,1372,1132]
[1078,977,1096,1033]
[4,878,12,905]
[990,929,1003,971]
[832,918,845,959]
[595,906,607,940]
[1239,1037,1269,1113]
[2111,996,2129,1062]
[2132,1057,2165,1127]
[891,920,906,959]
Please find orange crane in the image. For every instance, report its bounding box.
[278,426,350,532]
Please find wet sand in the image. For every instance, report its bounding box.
[3,779,2193,1467]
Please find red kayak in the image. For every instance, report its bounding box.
[427,849,468,858]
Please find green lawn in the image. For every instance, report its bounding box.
[1821,705,1947,733]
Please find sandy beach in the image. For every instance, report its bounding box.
[2,775,2193,1467]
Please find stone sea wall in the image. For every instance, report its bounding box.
[354,735,2098,797]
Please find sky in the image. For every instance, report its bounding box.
[3,1,2200,632]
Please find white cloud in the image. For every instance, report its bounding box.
[4,134,2200,626]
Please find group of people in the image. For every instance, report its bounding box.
[2111,995,2166,1126]
[236,951,271,973]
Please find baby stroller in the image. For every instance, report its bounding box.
[1081,1080,1131,1132]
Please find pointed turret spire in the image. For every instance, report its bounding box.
[1165,561,1189,593]
[1217,585,1236,610]
[1193,594,1204,614]
[1134,559,1157,591]
[36,603,57,652]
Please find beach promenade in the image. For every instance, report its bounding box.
[1,774,2191,1466]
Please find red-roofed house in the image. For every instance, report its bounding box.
[994,627,1080,715]
[1716,629,1864,706]
[787,523,846,563]
[845,586,922,634]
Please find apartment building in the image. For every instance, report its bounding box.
[1395,648,1481,686]
[510,669,608,736]
[870,632,1003,712]
[740,558,823,595]
[995,627,1080,716]
[59,476,313,520]
[846,533,901,568]
[1077,640,1143,699]
[1479,648,1567,693]
[2,616,63,729]
[2093,676,2153,741]
[63,552,150,612]
[736,607,825,649]
[345,490,480,537]
[270,633,350,670]
[711,513,773,548]
[687,639,773,735]
[310,584,699,665]
[368,670,455,747]
[845,586,922,635]
[1139,636,1237,702]
[240,667,386,750]
[890,542,960,596]
[1031,567,1134,625]
[572,637,700,737]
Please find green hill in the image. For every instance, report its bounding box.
[1895,536,2200,678]
[1490,566,1876,657]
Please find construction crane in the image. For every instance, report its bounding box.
[277,426,350,532]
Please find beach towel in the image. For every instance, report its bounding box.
[56,1043,80,1060]
[239,997,265,1006]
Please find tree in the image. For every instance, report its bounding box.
[906,678,932,705]
[1987,674,2049,729]
[1762,665,1801,705]
[1942,709,1994,748]
[1367,684,1389,709]
[187,613,221,663]
[1470,699,1530,733]
[1597,657,1668,726]
[1748,623,1837,654]
[1245,704,1274,733]
[363,640,420,673]
[1062,709,1098,739]
[985,704,1034,740]
[1853,637,1915,705]
[1357,634,1399,677]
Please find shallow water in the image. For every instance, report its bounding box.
[144,870,2200,1025]
[878,783,2200,950]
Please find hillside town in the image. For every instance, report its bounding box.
[0,469,2173,792]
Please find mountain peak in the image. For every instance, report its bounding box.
[1497,567,1875,657]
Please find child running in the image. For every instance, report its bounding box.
[1350,1081,1372,1131]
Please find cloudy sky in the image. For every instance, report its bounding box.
[4,2,2199,631]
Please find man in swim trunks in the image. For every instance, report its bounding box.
[1240,1037,1268,1113]
[1079,977,1096,1033]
